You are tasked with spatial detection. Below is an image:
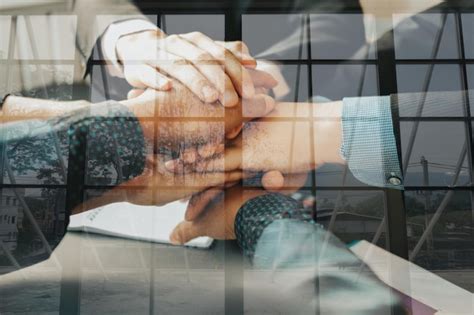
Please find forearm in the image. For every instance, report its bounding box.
[1,97,146,211]
[2,95,90,121]
[272,101,345,168]
[274,97,403,188]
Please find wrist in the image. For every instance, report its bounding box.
[312,101,345,166]
[3,95,90,119]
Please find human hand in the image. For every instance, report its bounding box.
[165,101,344,191]
[116,30,262,107]
[169,172,308,244]
[169,186,267,244]
[75,154,244,215]
[165,102,318,174]
[121,81,276,152]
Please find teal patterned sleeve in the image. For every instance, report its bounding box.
[233,193,406,314]
[2,100,146,204]
[341,96,403,189]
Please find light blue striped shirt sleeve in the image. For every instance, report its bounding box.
[341,96,403,189]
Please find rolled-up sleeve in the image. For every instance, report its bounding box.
[341,96,403,189]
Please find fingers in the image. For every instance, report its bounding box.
[194,146,242,173]
[215,40,257,68]
[248,69,278,89]
[123,64,172,90]
[261,171,285,191]
[170,220,201,245]
[162,35,239,107]
[147,50,219,103]
[127,89,145,99]
[262,172,309,193]
[165,144,242,173]
[197,142,217,158]
[181,32,255,99]
[240,94,275,118]
[185,188,223,221]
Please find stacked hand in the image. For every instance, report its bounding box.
[165,101,345,243]
[116,30,260,107]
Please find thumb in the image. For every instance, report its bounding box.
[170,220,202,245]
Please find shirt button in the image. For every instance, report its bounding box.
[388,176,402,186]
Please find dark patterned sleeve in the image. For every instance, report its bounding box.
[0,101,146,273]
[65,101,146,205]
[234,193,314,258]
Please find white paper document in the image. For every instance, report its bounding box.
[68,201,213,248]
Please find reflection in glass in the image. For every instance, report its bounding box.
[396,64,464,117]
[14,15,77,60]
[0,16,11,60]
[243,14,307,60]
[405,190,473,291]
[162,15,224,40]
[461,14,474,59]
[3,129,69,185]
[311,14,375,60]
[315,190,386,248]
[8,64,74,99]
[312,64,378,100]
[400,122,470,187]
[394,13,459,60]
[0,188,66,274]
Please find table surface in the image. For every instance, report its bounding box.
[0,232,320,314]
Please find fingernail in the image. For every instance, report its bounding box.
[202,85,219,103]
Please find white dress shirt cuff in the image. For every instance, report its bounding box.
[101,19,158,77]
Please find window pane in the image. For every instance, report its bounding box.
[405,190,474,292]
[162,14,224,40]
[273,64,309,102]
[243,14,307,60]
[7,64,74,98]
[400,122,470,187]
[311,14,376,60]
[3,128,69,185]
[14,15,77,60]
[461,14,474,59]
[0,16,11,59]
[315,190,386,248]
[396,64,464,117]
[0,188,66,273]
[394,13,459,60]
[466,65,474,114]
[312,64,378,100]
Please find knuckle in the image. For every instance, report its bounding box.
[166,34,179,43]
[195,52,213,62]
[234,41,244,49]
